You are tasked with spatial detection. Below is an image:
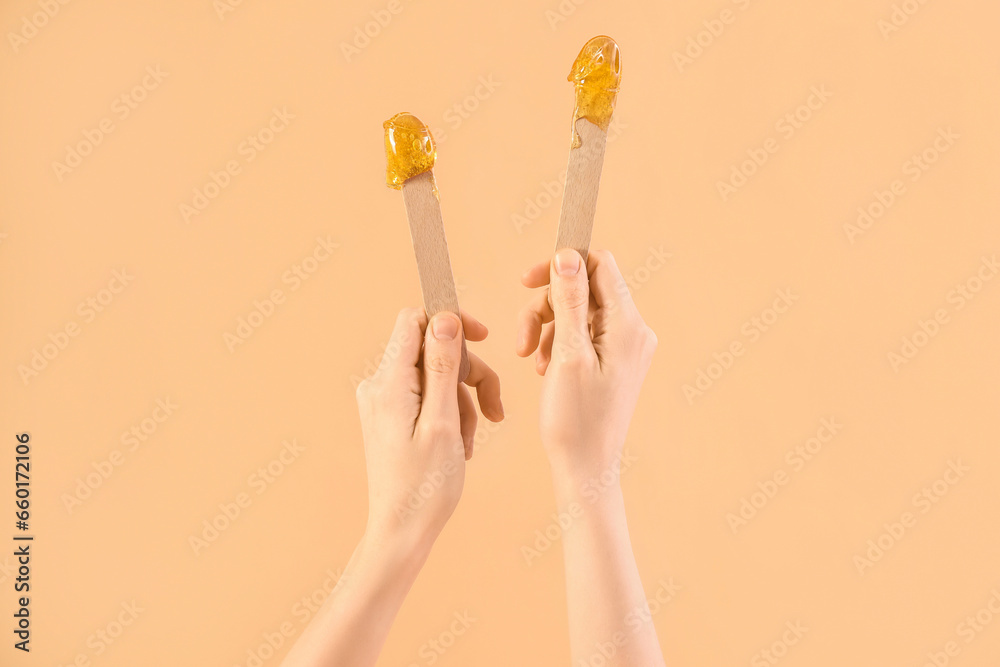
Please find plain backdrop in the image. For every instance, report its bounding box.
[1,0,999,665]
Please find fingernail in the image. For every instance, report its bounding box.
[432,313,459,340]
[555,249,581,275]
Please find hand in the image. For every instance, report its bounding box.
[516,249,656,484]
[356,308,502,555]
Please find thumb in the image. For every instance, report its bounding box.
[549,249,594,357]
[420,312,463,424]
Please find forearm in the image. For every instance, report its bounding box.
[281,531,431,667]
[552,471,665,667]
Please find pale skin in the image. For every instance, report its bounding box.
[517,248,664,667]
[281,248,663,667]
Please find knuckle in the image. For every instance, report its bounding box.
[418,420,458,445]
[592,248,614,264]
[595,249,620,273]
[557,282,589,310]
[357,377,392,407]
[519,306,541,329]
[424,352,456,375]
[396,307,425,331]
[623,310,645,331]
[557,351,585,370]
[552,341,592,370]
[623,323,657,362]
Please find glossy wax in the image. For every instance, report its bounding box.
[383,112,437,189]
[568,36,621,146]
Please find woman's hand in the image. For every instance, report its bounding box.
[357,308,503,555]
[282,308,501,667]
[516,249,657,486]
[516,250,665,667]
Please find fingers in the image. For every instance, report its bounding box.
[375,308,427,378]
[516,289,554,357]
[586,249,639,325]
[460,309,488,342]
[521,260,551,288]
[418,312,464,425]
[464,352,504,421]
[517,250,638,370]
[549,248,595,357]
[584,251,657,368]
[371,307,487,379]
[535,321,555,375]
[457,384,477,460]
[520,251,637,317]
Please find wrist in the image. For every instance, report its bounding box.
[547,449,624,496]
[361,523,436,580]
[550,462,624,507]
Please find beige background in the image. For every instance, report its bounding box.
[2,0,1000,665]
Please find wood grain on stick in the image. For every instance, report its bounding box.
[401,170,470,382]
[554,117,609,263]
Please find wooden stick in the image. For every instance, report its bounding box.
[400,170,470,382]
[554,117,609,263]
